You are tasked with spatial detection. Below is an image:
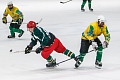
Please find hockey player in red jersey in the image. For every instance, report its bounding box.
[25,21,76,67]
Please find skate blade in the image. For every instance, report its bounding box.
[46,66,57,69]
[74,67,78,69]
[90,10,93,12]
[95,65,102,69]
[74,66,79,69]
[81,10,85,12]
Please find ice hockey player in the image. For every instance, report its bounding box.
[2,1,24,38]
[75,15,110,69]
[81,0,93,11]
[25,21,76,67]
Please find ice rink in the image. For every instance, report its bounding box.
[0,0,120,80]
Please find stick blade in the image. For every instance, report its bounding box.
[60,2,64,3]
[60,2,65,4]
[36,18,42,24]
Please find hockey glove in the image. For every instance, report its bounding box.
[35,46,44,54]
[2,17,7,24]
[91,41,98,51]
[25,45,33,54]
[18,18,23,25]
[102,41,109,49]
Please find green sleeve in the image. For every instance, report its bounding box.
[103,26,110,42]
[3,9,8,18]
[87,25,94,36]
[16,10,23,19]
[29,33,37,47]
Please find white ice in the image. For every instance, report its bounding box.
[0,0,120,80]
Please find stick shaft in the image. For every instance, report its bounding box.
[56,49,95,65]
[12,50,35,53]
[60,0,72,3]
[7,18,42,24]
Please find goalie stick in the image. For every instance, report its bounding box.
[60,0,72,4]
[7,18,42,24]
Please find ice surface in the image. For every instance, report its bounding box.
[0,0,120,80]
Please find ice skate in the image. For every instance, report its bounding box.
[46,59,56,68]
[95,60,102,69]
[18,30,24,37]
[7,34,15,38]
[74,56,82,68]
[81,8,85,12]
[89,8,93,11]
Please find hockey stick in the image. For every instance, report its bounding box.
[60,0,72,4]
[7,18,42,24]
[36,18,42,24]
[56,49,95,65]
[9,49,35,53]
[7,21,28,24]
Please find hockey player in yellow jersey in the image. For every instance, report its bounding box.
[75,15,110,69]
[2,1,24,38]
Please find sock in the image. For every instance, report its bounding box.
[63,49,75,58]
[78,53,86,62]
[96,46,103,62]
[46,55,54,62]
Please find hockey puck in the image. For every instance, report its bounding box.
[60,2,65,4]
[10,49,13,52]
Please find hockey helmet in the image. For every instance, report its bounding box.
[97,15,106,23]
[7,1,13,6]
[27,21,36,28]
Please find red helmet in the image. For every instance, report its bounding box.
[27,21,36,28]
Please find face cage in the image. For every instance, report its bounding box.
[8,4,13,9]
[27,28,34,31]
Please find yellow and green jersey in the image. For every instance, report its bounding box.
[82,21,110,42]
[3,6,23,21]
